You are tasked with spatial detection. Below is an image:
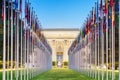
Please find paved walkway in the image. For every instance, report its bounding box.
[32,68,95,80]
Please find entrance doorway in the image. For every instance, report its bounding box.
[56,52,63,68]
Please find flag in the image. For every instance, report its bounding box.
[28,3,31,25]
[82,26,86,38]
[94,7,96,27]
[96,1,99,22]
[100,0,103,17]
[104,0,108,14]
[112,4,115,27]
[74,40,77,48]
[77,33,81,44]
[108,5,112,28]
[2,1,4,21]
[26,29,29,40]
[15,0,18,9]
[20,0,22,12]
[96,1,99,36]
[110,0,114,26]
[100,0,103,11]
[110,0,114,7]
[86,18,89,35]
[103,15,106,32]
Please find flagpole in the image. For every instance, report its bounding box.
[112,4,115,80]
[20,15,23,80]
[19,0,23,79]
[7,1,10,80]
[101,10,104,80]
[2,0,6,80]
[14,6,17,79]
[106,3,108,80]
[24,0,27,79]
[24,20,26,80]
[119,0,120,80]
[97,12,100,80]
[10,1,13,80]
[16,9,20,80]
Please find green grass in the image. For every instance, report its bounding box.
[0,68,119,80]
[32,68,95,80]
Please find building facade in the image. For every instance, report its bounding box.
[42,28,80,67]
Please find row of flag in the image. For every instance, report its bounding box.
[2,0,52,80]
[24,0,51,53]
[69,0,119,54]
[68,0,119,80]
[1,0,51,53]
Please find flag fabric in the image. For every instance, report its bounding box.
[112,3,115,27]
[110,0,114,7]
[104,0,108,14]
[100,0,103,17]
[74,40,77,48]
[86,18,89,35]
[82,26,86,38]
[108,5,112,28]
[96,1,99,22]
[94,7,96,27]
[15,0,18,9]
[2,1,4,21]
[96,1,99,36]
[20,0,22,12]
[103,15,106,32]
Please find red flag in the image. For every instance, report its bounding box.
[74,40,77,48]
[103,16,106,32]
[104,0,108,14]
[86,19,89,35]
[110,0,114,7]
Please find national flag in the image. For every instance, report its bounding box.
[110,0,114,7]
[112,4,115,27]
[20,0,22,12]
[2,1,4,21]
[28,3,31,25]
[104,0,108,14]
[103,15,106,32]
[86,18,89,35]
[26,29,29,40]
[96,1,99,36]
[25,0,27,18]
[108,5,112,28]
[90,10,93,25]
[100,0,103,11]
[15,0,18,9]
[82,26,86,38]
[74,40,77,48]
[77,33,81,43]
[96,1,99,22]
[100,0,103,17]
[94,7,96,27]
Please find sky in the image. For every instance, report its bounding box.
[26,0,97,29]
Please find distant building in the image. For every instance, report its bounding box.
[42,28,80,67]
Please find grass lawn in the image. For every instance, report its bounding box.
[0,68,119,80]
[32,68,95,80]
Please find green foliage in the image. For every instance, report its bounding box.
[63,61,68,66]
[52,61,56,66]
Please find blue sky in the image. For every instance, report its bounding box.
[26,0,97,29]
